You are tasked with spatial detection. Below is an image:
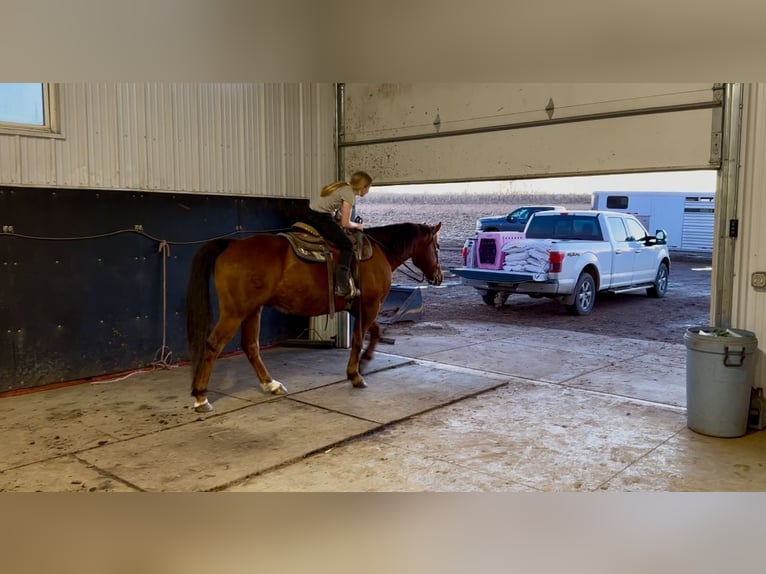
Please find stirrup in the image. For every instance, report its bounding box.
[335,279,359,299]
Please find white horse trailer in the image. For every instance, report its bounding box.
[591,190,715,254]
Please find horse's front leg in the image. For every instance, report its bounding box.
[242,309,287,395]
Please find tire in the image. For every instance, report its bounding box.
[647,262,669,298]
[565,272,596,315]
[481,290,498,305]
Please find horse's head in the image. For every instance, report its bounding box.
[411,222,443,286]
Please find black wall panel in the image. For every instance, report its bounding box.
[0,187,310,392]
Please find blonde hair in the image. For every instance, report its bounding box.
[320,170,372,197]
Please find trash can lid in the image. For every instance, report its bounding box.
[684,326,758,353]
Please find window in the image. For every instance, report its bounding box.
[608,217,629,242]
[508,207,531,222]
[624,217,648,241]
[0,83,60,137]
[605,195,629,209]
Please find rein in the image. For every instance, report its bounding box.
[397,261,427,283]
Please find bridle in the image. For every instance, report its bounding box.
[365,227,442,285]
[398,232,441,284]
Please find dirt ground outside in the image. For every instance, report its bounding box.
[358,193,712,345]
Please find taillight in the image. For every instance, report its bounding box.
[462,245,468,265]
[549,251,565,273]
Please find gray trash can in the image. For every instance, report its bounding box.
[684,326,758,438]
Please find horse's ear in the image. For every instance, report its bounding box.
[432,222,442,233]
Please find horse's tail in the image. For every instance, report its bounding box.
[186,238,231,376]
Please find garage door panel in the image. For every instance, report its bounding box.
[343,83,716,142]
[344,108,715,184]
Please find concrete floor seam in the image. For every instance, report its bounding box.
[592,426,689,491]
[381,353,686,412]
[71,454,145,492]
[206,425,396,492]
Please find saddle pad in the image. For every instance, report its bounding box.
[279,223,374,262]
[278,230,330,263]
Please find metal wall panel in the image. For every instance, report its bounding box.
[342,83,718,184]
[731,83,766,390]
[85,83,121,189]
[0,136,19,183]
[0,83,336,199]
[55,84,90,187]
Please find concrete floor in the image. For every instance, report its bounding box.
[1,319,764,492]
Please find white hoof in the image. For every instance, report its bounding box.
[193,398,213,413]
[262,380,287,395]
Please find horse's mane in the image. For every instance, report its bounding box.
[364,222,431,259]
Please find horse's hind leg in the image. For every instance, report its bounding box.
[347,307,379,388]
[191,315,242,412]
[360,320,381,364]
[241,308,287,395]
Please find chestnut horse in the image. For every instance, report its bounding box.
[185,222,443,412]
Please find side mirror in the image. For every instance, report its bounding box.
[642,229,667,246]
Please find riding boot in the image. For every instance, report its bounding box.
[334,264,358,299]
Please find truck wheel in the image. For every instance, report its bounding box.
[565,272,595,316]
[481,290,498,305]
[647,262,669,298]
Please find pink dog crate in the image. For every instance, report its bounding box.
[475,231,525,269]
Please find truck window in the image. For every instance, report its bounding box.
[573,219,603,240]
[527,215,603,240]
[525,216,554,238]
[608,217,630,242]
[606,196,629,209]
[624,218,648,241]
[509,207,530,222]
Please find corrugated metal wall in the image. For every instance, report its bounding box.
[732,83,766,390]
[0,83,336,198]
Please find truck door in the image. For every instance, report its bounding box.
[606,216,635,287]
[624,216,657,283]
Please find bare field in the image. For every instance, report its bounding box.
[357,191,591,248]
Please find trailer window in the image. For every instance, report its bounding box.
[605,195,629,209]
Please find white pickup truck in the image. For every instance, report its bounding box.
[453,210,671,315]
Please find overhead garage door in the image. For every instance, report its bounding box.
[340,83,721,184]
